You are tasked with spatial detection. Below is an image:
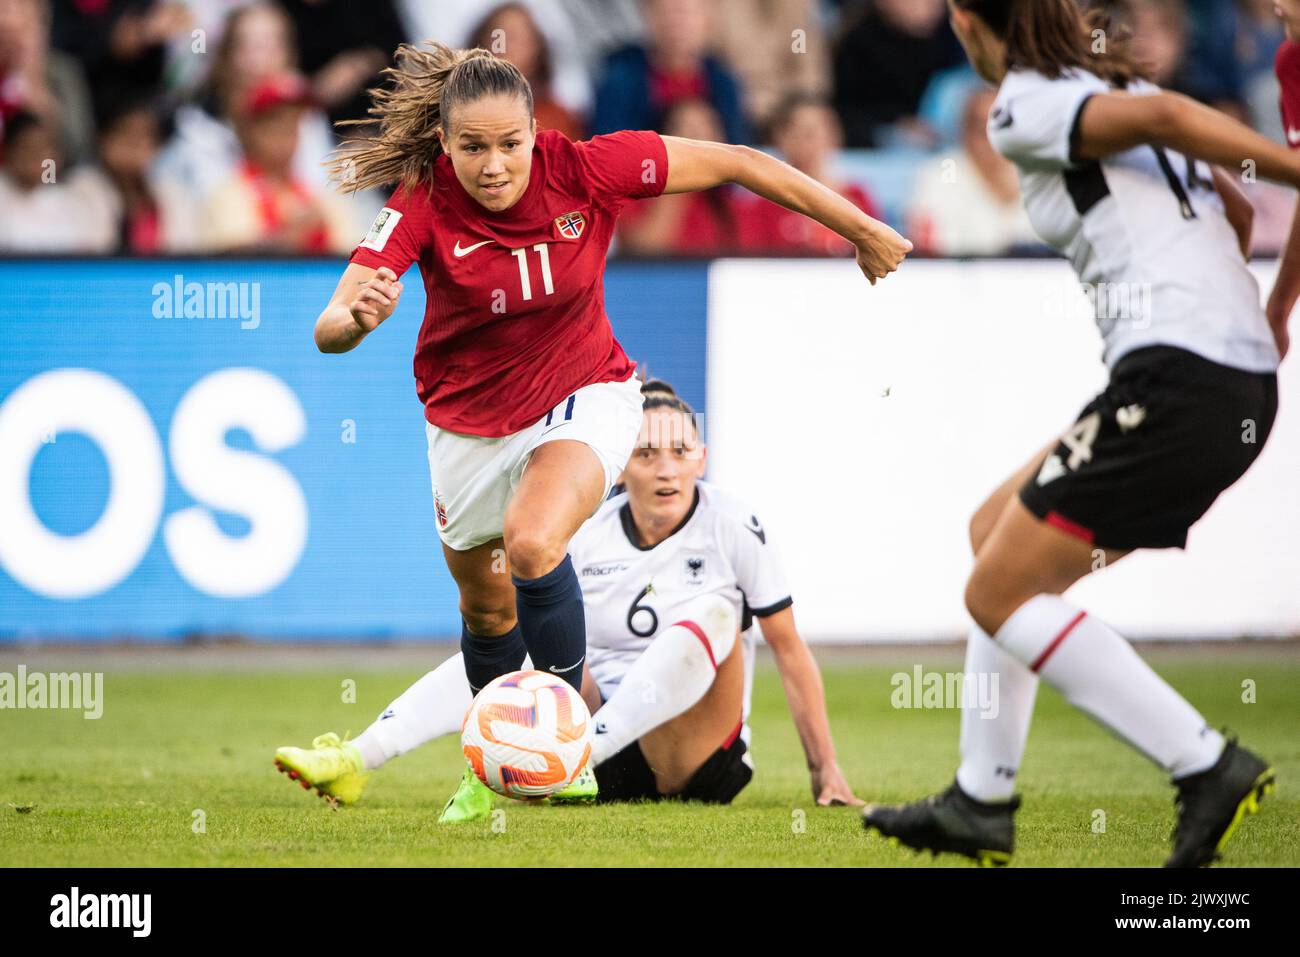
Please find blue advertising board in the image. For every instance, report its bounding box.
[0,259,708,639]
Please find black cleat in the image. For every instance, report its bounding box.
[1165,739,1275,868]
[862,780,1018,867]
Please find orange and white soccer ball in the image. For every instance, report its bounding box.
[461,670,593,799]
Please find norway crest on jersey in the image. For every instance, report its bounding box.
[555,211,586,239]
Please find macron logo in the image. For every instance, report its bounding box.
[453,239,492,258]
[50,887,151,937]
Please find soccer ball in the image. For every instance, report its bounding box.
[461,670,592,799]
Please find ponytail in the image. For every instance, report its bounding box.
[329,42,534,194]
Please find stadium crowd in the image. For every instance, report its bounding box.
[0,0,1293,256]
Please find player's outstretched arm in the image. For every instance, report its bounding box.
[758,607,862,807]
[659,135,912,285]
[1075,90,1300,190]
[314,263,404,354]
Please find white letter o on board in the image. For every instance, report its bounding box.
[0,369,165,598]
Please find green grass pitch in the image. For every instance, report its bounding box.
[2,646,1297,867]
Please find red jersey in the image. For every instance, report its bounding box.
[1276,39,1300,149]
[350,128,667,436]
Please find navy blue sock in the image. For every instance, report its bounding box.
[512,554,586,691]
[460,620,527,695]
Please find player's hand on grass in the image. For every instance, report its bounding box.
[350,266,404,333]
[854,222,912,286]
[812,764,863,807]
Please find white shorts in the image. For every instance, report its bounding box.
[426,376,644,551]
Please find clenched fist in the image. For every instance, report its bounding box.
[349,266,404,332]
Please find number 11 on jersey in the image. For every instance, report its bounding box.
[512,244,554,301]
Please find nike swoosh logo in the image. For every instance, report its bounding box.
[453,239,493,257]
[549,657,584,674]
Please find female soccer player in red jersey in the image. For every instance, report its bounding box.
[310,44,909,745]
[275,380,861,818]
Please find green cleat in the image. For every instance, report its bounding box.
[548,764,598,805]
[438,764,494,824]
[274,732,368,807]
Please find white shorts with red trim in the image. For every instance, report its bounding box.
[425,375,643,551]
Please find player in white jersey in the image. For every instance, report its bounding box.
[569,381,856,804]
[864,0,1294,868]
[274,379,859,814]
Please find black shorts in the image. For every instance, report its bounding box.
[1019,346,1278,551]
[594,734,753,805]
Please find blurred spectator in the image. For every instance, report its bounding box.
[395,0,592,120]
[617,98,754,254]
[154,0,249,105]
[468,2,584,139]
[714,0,830,131]
[1179,0,1247,108]
[0,0,95,166]
[155,2,336,201]
[50,0,194,121]
[746,93,879,255]
[593,0,753,144]
[1124,0,1250,120]
[201,72,355,254]
[0,110,100,251]
[279,0,405,129]
[556,0,644,80]
[1125,0,1190,88]
[70,100,199,253]
[1235,0,1286,137]
[906,87,1038,257]
[831,0,963,148]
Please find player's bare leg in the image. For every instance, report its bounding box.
[503,439,608,691]
[967,439,1057,556]
[637,638,745,796]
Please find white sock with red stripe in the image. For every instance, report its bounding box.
[588,594,737,767]
[993,595,1224,777]
[352,652,486,770]
[956,625,1039,803]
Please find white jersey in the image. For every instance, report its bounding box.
[989,67,1279,374]
[570,481,792,746]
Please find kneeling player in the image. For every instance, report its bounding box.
[275,381,858,817]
